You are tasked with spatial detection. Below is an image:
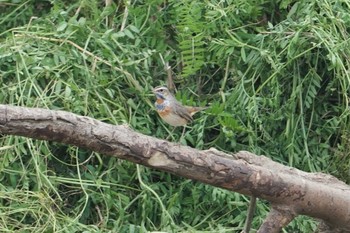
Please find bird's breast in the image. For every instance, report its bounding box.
[155,98,168,111]
[154,100,187,126]
[156,98,164,104]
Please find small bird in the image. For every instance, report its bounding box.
[152,86,206,127]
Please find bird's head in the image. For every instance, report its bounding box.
[152,86,172,100]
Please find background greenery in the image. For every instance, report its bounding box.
[0,0,349,232]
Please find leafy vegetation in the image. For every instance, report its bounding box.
[0,0,349,232]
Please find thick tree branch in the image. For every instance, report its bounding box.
[0,105,350,232]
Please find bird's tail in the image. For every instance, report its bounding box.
[186,106,208,116]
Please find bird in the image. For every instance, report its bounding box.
[152,86,206,132]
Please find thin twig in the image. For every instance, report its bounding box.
[159,52,175,92]
[242,196,257,233]
[120,0,130,31]
[105,0,113,27]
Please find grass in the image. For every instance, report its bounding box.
[0,0,349,232]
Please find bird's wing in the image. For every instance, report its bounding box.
[173,102,193,122]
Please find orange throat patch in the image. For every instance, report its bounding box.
[156,98,164,104]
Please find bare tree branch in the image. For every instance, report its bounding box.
[0,105,350,232]
[242,196,257,233]
[257,206,296,233]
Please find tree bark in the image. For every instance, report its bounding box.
[257,206,296,233]
[0,105,350,232]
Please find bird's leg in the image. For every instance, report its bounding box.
[181,126,186,138]
[179,126,187,144]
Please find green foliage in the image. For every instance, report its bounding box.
[1,0,350,232]
[169,0,206,78]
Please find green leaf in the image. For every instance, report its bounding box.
[123,29,135,39]
[241,47,246,62]
[57,21,67,32]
